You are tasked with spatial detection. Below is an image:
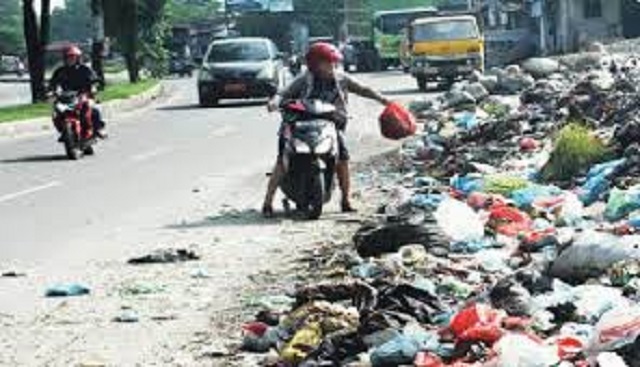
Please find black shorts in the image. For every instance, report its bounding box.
[278,129,349,161]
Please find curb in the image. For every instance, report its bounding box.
[0,83,165,140]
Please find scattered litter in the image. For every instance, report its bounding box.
[127,248,200,265]
[45,283,90,298]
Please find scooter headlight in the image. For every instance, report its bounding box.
[55,102,68,113]
[293,138,311,153]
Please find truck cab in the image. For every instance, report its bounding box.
[409,15,484,91]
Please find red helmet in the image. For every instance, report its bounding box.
[64,45,82,58]
[306,42,343,71]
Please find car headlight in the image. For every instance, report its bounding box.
[257,65,275,80]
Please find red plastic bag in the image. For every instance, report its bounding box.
[488,204,532,237]
[449,304,506,345]
[379,102,417,140]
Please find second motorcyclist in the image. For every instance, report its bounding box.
[262,42,391,216]
[49,45,107,139]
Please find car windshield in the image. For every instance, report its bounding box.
[207,41,270,63]
[413,19,479,41]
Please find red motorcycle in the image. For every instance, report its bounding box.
[52,91,97,160]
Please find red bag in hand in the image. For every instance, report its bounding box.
[379,102,417,140]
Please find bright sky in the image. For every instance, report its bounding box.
[35,0,66,12]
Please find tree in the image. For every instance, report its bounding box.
[0,0,25,55]
[166,0,220,25]
[22,0,51,103]
[91,0,105,87]
[50,0,91,43]
[105,0,170,82]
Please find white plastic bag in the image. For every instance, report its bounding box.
[589,306,640,353]
[434,197,485,243]
[495,333,560,367]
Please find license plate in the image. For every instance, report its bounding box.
[224,83,246,93]
[458,65,473,72]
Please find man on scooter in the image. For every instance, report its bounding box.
[262,42,391,217]
[49,45,107,139]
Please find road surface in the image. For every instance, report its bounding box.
[0,71,431,366]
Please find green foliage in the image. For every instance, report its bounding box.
[138,0,170,78]
[0,79,159,123]
[542,123,610,182]
[166,0,220,24]
[50,0,92,43]
[0,0,25,55]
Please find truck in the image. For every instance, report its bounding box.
[342,0,476,72]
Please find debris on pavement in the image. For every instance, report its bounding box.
[45,283,91,297]
[127,247,200,265]
[229,44,640,367]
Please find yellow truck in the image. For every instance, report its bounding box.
[409,15,484,91]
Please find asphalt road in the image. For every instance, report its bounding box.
[0,71,423,270]
[0,71,433,366]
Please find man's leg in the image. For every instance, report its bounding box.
[336,131,355,212]
[262,133,287,217]
[91,104,107,138]
[262,159,284,216]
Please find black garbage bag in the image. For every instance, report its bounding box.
[127,248,200,265]
[301,330,367,366]
[294,280,378,312]
[375,282,446,324]
[353,222,444,258]
[489,277,532,317]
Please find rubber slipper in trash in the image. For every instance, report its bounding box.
[45,283,90,297]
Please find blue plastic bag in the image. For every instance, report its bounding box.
[45,283,90,297]
[450,175,484,196]
[511,185,562,209]
[578,159,627,206]
[411,193,443,210]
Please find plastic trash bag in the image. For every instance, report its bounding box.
[280,322,323,363]
[494,333,560,367]
[379,102,417,140]
[589,306,640,353]
[577,159,627,206]
[450,175,484,196]
[370,334,420,367]
[449,304,506,344]
[549,231,640,282]
[605,185,640,221]
[511,185,562,209]
[45,283,90,297]
[435,197,485,243]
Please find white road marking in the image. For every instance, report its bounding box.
[0,181,62,204]
[131,147,173,162]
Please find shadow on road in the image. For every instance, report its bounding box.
[156,104,201,111]
[165,208,282,229]
[381,88,420,96]
[157,100,266,112]
[1,154,68,164]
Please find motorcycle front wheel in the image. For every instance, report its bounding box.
[306,171,324,220]
[62,124,81,160]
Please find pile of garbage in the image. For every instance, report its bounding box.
[238,49,640,367]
